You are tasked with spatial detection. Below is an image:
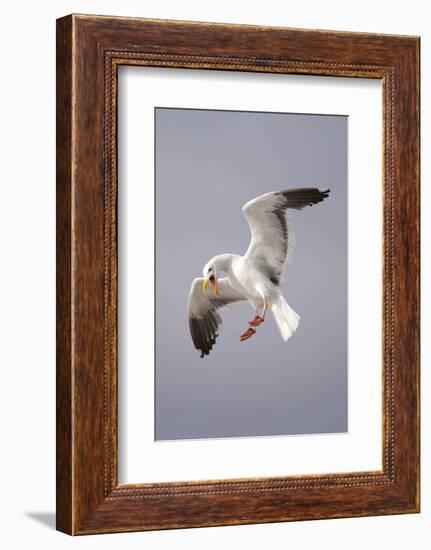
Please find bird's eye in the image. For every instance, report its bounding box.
[208,267,212,273]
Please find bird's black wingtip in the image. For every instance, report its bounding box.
[197,331,219,358]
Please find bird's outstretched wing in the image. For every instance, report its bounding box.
[188,278,246,357]
[243,188,330,285]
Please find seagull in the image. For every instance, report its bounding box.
[187,188,330,357]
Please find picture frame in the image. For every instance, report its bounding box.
[56,14,420,535]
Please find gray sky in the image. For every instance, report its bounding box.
[155,107,347,440]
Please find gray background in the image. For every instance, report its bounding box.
[155,107,347,440]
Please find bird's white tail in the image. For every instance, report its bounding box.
[271,296,300,341]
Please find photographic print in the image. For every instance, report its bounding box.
[155,107,347,441]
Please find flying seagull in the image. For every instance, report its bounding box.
[187,187,330,357]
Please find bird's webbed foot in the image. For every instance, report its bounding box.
[240,327,256,341]
[249,315,264,327]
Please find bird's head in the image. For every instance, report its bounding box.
[202,258,219,296]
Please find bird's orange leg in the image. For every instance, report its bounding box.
[249,298,267,327]
[249,315,264,327]
[241,298,267,341]
[240,327,256,341]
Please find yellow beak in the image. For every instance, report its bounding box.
[203,276,219,296]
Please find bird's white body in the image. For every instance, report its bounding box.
[207,252,300,341]
[214,254,273,309]
[188,188,329,357]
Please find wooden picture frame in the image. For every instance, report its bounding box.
[56,14,420,535]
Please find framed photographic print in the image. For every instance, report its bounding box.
[56,14,420,535]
